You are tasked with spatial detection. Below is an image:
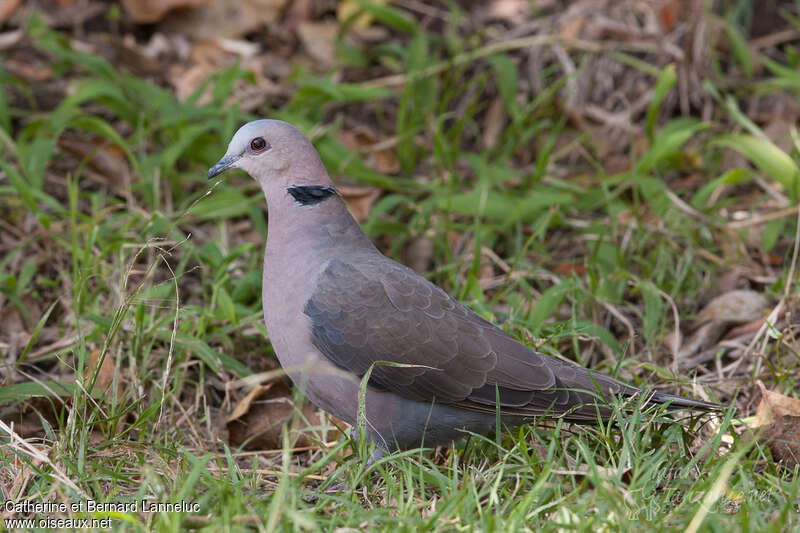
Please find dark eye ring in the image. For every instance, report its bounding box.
[250,137,268,151]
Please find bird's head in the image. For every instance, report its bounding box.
[207,120,331,193]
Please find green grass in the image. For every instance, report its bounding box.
[2,4,800,532]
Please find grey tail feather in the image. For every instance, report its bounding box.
[645,390,723,412]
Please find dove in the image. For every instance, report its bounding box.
[207,119,719,452]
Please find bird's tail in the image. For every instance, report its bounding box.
[645,390,723,412]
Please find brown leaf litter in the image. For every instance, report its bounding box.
[227,379,339,450]
[677,290,769,370]
[747,382,800,469]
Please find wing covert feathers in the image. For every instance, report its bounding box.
[305,255,718,418]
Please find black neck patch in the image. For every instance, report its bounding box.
[287,185,338,206]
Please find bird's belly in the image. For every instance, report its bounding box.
[260,246,356,415]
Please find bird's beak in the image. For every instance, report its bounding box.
[207,154,240,180]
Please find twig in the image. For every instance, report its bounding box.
[746,207,800,376]
[207,466,327,481]
[664,189,712,225]
[749,28,800,51]
[0,420,87,498]
[24,334,80,360]
[727,204,800,229]
[658,287,681,374]
[231,443,338,457]
[157,254,180,428]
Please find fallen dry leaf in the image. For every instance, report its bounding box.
[484,0,532,23]
[284,0,311,29]
[0,300,28,365]
[84,348,116,393]
[750,382,800,469]
[168,39,276,105]
[297,21,338,70]
[482,97,505,150]
[373,144,399,175]
[121,0,210,24]
[58,135,133,188]
[677,321,728,362]
[658,0,680,31]
[717,268,749,292]
[558,12,587,41]
[339,128,400,176]
[552,262,587,276]
[227,380,331,450]
[338,184,381,222]
[227,382,275,422]
[764,415,800,467]
[753,381,800,428]
[3,58,52,81]
[694,290,768,328]
[6,396,66,438]
[0,0,20,24]
[678,290,769,361]
[727,316,769,338]
[159,0,285,39]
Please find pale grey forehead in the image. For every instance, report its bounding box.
[225,119,301,155]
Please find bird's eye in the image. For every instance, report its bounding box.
[250,137,268,151]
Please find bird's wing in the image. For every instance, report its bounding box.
[304,255,633,417]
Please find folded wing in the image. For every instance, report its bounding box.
[304,256,640,419]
